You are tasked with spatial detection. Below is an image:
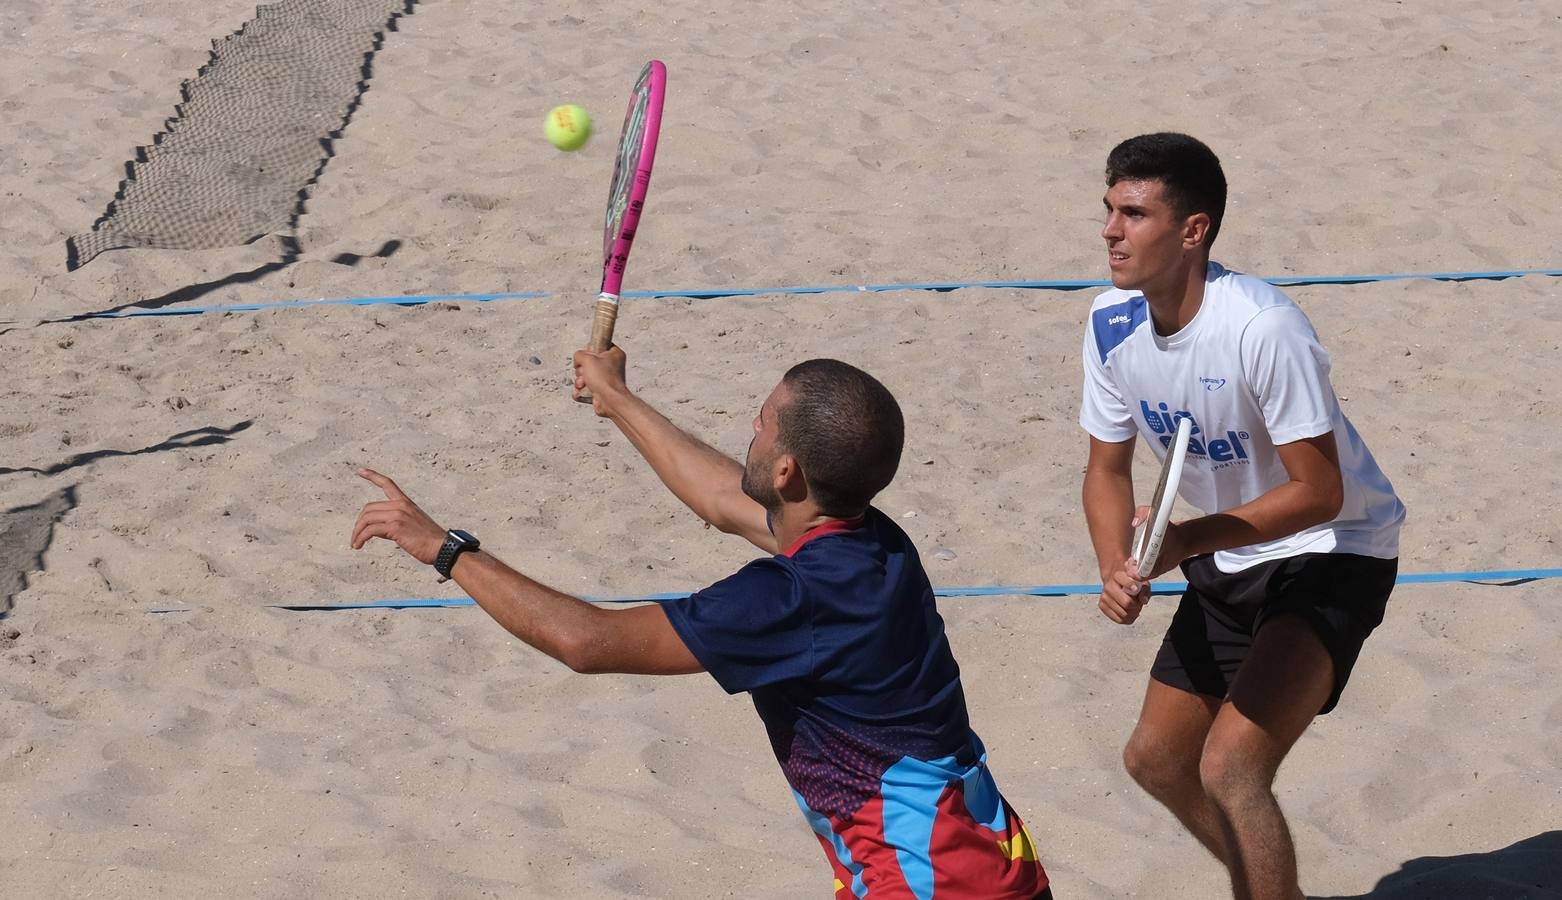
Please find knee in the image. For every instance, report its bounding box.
[1123,731,1195,798]
[1197,744,1271,811]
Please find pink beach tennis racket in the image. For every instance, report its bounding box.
[1131,415,1193,575]
[577,60,667,403]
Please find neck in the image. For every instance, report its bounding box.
[1141,256,1209,335]
[769,504,859,553]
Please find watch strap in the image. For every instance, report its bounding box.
[434,529,479,579]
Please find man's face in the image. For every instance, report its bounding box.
[741,382,787,512]
[1101,179,1197,292]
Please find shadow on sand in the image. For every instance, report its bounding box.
[0,421,252,477]
[1315,831,1562,900]
[0,486,79,618]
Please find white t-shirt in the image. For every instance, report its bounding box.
[1079,262,1404,572]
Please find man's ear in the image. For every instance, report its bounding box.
[775,453,808,502]
[1182,212,1212,250]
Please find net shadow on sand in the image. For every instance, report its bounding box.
[50,239,403,323]
[0,422,254,478]
[0,423,253,617]
[65,0,417,280]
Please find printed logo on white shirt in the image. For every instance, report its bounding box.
[1140,402,1254,468]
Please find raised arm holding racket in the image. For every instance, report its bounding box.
[1076,133,1405,899]
[575,60,664,403]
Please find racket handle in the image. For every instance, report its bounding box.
[587,294,619,351]
[576,294,620,404]
[1137,540,1162,576]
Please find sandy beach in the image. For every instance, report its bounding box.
[3,1,1560,897]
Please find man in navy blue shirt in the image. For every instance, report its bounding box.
[351,350,1050,898]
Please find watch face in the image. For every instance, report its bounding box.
[450,529,478,546]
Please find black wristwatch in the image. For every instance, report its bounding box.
[434,529,480,579]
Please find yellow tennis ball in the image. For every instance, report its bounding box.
[545,104,592,151]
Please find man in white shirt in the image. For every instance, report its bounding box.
[1078,133,1405,900]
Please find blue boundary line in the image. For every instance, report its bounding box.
[70,267,1562,318]
[206,566,1559,613]
[83,292,549,318]
[623,267,1562,300]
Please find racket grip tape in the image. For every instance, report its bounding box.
[576,295,620,404]
[587,296,619,352]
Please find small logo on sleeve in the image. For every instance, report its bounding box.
[1092,298,1149,363]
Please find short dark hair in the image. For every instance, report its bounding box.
[1106,133,1227,250]
[776,359,904,516]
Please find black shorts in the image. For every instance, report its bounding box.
[1150,552,1397,714]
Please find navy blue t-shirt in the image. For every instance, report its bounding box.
[659,509,1048,896]
[660,507,973,817]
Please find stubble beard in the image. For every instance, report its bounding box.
[740,445,782,516]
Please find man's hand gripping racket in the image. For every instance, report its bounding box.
[1101,416,1193,625]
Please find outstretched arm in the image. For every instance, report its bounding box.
[573,345,776,553]
[350,469,703,675]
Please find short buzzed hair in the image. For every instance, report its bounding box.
[777,359,904,516]
[1106,133,1228,250]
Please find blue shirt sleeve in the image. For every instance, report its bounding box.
[660,558,813,695]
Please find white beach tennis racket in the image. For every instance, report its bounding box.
[1131,415,1194,575]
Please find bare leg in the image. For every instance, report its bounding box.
[1199,615,1334,900]
[1122,678,1229,861]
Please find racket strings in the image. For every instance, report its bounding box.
[603,83,653,260]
